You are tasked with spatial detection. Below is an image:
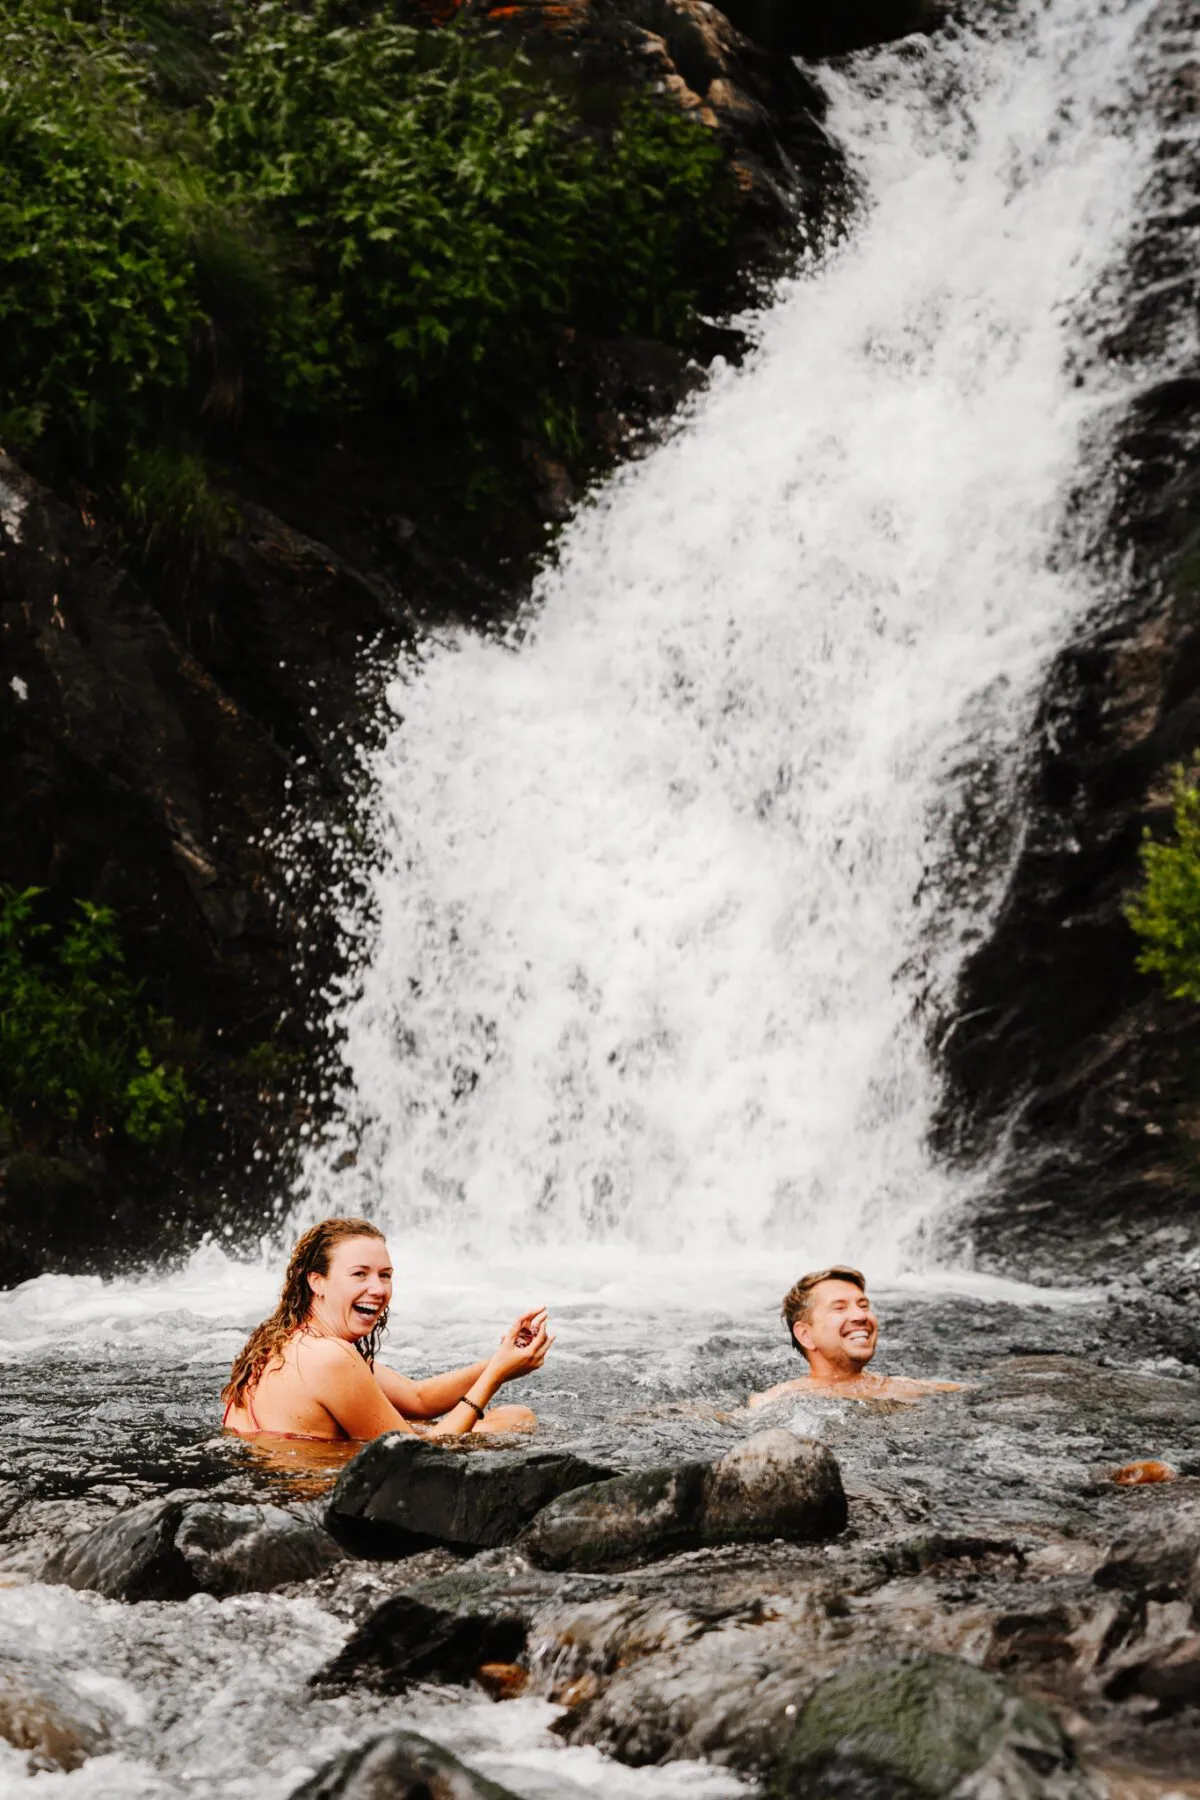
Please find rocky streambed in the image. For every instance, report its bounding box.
[2,1277,1199,1797]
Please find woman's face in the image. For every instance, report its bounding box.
[307,1235,393,1340]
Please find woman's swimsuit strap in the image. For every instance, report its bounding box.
[223,1387,261,1434]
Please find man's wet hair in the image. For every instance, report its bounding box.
[781,1265,866,1357]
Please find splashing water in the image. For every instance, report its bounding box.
[302,0,1161,1274]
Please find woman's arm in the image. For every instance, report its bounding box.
[376,1360,488,1419]
[298,1337,505,1442]
[375,1309,547,1418]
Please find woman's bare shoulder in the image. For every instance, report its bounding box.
[293,1335,363,1372]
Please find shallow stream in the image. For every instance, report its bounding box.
[2,1254,1198,1795]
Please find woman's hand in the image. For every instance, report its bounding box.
[489,1308,553,1384]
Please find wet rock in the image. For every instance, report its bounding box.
[288,1728,524,1800]
[315,1593,527,1694]
[521,1461,709,1572]
[476,1662,529,1700]
[326,1438,615,1558]
[769,1654,1101,1799]
[521,1431,846,1571]
[1094,1492,1200,1611]
[703,1428,848,1543]
[44,1491,345,1601]
[0,1652,111,1772]
[716,0,943,60]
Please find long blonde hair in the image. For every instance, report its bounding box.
[222,1217,388,1406]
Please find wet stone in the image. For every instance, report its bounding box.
[768,1654,1101,1799]
[325,1437,615,1558]
[43,1491,346,1601]
[0,1652,111,1772]
[1094,1491,1200,1612]
[287,1727,526,1800]
[315,1593,527,1694]
[521,1430,846,1572]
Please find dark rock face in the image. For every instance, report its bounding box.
[326,1437,615,1558]
[521,1430,846,1571]
[43,1491,345,1601]
[316,1593,527,1694]
[718,0,942,60]
[769,1654,1099,1799]
[288,1729,524,1800]
[937,41,1200,1285]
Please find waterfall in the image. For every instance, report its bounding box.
[301,0,1162,1275]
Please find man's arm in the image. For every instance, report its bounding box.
[376,1361,489,1419]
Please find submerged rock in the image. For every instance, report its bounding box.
[288,1728,525,1800]
[315,1593,527,1694]
[326,1437,614,1558]
[522,1430,846,1571]
[0,1652,111,1773]
[43,1491,345,1601]
[769,1654,1100,1799]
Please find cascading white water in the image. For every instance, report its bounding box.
[301,0,1162,1275]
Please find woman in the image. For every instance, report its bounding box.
[222,1217,553,1441]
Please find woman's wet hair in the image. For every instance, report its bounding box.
[221,1217,388,1407]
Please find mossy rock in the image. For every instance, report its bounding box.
[769,1654,1098,1799]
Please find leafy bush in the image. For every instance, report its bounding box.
[1126,764,1200,1003]
[120,443,238,604]
[0,0,200,461]
[0,0,732,479]
[0,887,198,1146]
[208,0,731,421]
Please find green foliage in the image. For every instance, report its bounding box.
[1126,764,1200,1003]
[208,0,730,422]
[0,0,732,485]
[0,887,199,1146]
[119,443,238,602]
[0,0,200,460]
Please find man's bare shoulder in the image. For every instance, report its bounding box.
[747,1377,814,1410]
[748,1372,966,1408]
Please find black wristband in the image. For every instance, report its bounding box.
[460,1396,485,1420]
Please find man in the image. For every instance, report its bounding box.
[748,1264,960,1406]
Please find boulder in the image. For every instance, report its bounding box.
[768,1655,1101,1800]
[521,1431,846,1572]
[0,1653,111,1773]
[288,1728,525,1800]
[325,1438,614,1558]
[43,1491,345,1601]
[702,1429,848,1546]
[519,1462,708,1573]
[315,1594,527,1694]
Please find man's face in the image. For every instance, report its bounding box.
[794,1279,878,1370]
